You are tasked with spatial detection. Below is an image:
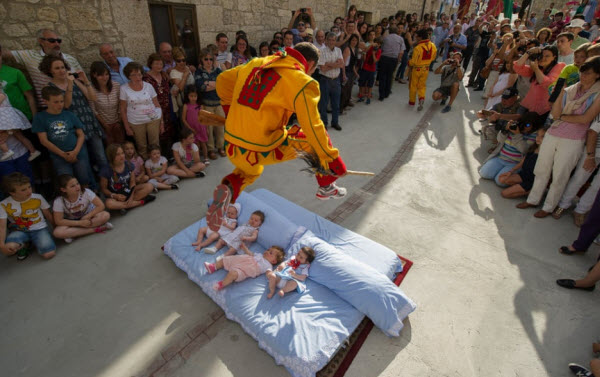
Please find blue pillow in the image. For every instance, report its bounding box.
[235,192,303,252]
[288,230,416,336]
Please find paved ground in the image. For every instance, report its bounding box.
[1,72,598,377]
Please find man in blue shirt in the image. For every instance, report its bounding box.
[99,43,133,85]
[443,24,467,60]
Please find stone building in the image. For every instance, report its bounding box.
[0,0,567,70]
[1,0,446,69]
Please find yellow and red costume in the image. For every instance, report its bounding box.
[408,39,437,105]
[216,47,346,202]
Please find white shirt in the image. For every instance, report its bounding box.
[144,155,168,174]
[313,40,326,50]
[318,46,343,79]
[0,193,50,231]
[254,253,274,274]
[172,141,198,162]
[216,50,232,70]
[52,188,96,220]
[559,53,574,65]
[119,82,161,125]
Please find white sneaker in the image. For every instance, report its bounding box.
[64,238,73,244]
[203,247,217,254]
[28,150,41,161]
[104,222,114,230]
[1,150,14,162]
[316,183,347,200]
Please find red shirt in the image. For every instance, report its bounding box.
[362,46,382,72]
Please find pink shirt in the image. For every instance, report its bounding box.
[513,61,565,115]
[127,156,145,177]
[549,87,597,140]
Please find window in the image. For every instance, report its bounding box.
[149,2,200,66]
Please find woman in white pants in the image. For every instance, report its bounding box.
[517,57,600,218]
[553,122,600,225]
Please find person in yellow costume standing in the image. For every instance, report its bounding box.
[408,29,437,111]
[205,43,347,231]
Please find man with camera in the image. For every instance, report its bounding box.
[432,52,464,113]
[443,24,467,60]
[477,88,522,142]
[288,8,316,45]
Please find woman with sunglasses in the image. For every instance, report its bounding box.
[169,47,195,114]
[194,48,226,160]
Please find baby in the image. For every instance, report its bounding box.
[204,243,285,291]
[204,210,264,256]
[193,203,240,252]
[267,246,315,298]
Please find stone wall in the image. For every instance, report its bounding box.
[0,0,437,71]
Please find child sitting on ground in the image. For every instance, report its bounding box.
[52,174,112,243]
[203,210,264,256]
[204,243,285,291]
[166,128,206,179]
[0,88,40,162]
[192,203,240,251]
[123,141,149,184]
[100,143,155,214]
[144,144,179,191]
[0,172,55,260]
[266,246,315,298]
[497,128,545,199]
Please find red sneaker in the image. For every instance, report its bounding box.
[206,184,231,232]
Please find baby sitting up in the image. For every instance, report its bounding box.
[204,243,285,291]
[203,210,264,256]
[267,246,315,298]
[193,203,240,251]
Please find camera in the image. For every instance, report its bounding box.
[69,72,79,79]
[300,8,307,13]
[528,52,542,61]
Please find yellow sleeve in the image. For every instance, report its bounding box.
[293,80,339,164]
[409,45,421,67]
[216,66,242,106]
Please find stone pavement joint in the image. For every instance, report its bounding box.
[326,104,437,223]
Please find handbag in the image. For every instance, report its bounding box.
[479,63,492,79]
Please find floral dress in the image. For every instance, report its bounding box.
[143,72,174,140]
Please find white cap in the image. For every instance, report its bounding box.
[231,203,241,217]
[567,19,586,29]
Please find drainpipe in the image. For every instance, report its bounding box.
[421,0,427,20]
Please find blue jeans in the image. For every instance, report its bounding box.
[0,152,33,182]
[396,51,409,80]
[6,227,56,254]
[318,76,341,126]
[479,157,518,187]
[86,136,108,171]
[50,144,94,189]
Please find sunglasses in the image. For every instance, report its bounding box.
[175,59,186,62]
[298,23,305,26]
[203,58,214,61]
[41,37,62,44]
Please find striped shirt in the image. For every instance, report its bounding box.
[89,81,121,125]
[11,49,83,107]
[318,46,343,79]
[499,133,537,163]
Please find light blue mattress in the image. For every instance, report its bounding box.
[163,190,415,377]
